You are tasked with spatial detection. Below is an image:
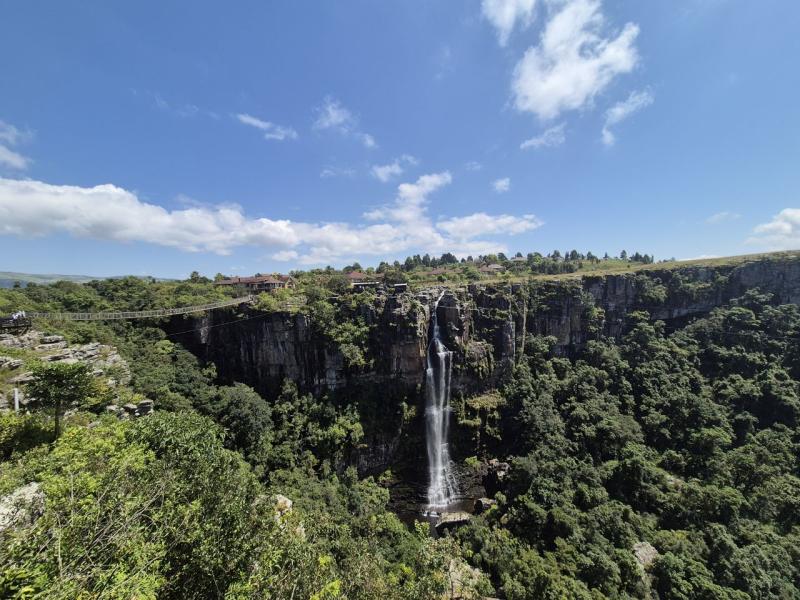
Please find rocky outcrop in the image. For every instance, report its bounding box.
[633,541,660,597]
[0,331,130,412]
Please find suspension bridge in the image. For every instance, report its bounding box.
[1,295,255,333]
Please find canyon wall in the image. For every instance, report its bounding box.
[171,255,800,477]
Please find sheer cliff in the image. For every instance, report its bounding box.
[171,254,800,477]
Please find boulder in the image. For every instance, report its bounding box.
[446,558,485,599]
[274,494,293,517]
[633,541,660,594]
[35,341,68,352]
[9,372,34,384]
[137,399,154,416]
[0,356,23,369]
[474,497,496,514]
[0,482,45,533]
[633,541,659,570]
[435,511,471,535]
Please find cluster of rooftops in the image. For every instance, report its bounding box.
[213,271,403,292]
[214,263,508,294]
[214,274,297,291]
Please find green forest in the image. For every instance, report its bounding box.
[1,271,799,599]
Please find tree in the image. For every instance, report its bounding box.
[26,362,95,439]
[188,271,210,283]
[325,273,350,294]
[212,383,272,463]
[383,269,409,285]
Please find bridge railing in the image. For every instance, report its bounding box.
[27,295,254,321]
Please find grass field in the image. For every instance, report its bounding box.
[529,250,800,281]
[412,250,800,290]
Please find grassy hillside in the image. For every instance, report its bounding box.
[525,250,800,281]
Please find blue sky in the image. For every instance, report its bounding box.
[1,0,799,278]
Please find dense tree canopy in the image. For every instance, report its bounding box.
[456,290,800,598]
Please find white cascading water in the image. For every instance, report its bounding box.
[425,291,458,512]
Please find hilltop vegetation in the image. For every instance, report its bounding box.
[2,254,800,598]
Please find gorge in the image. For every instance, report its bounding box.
[5,252,800,597]
[168,253,800,510]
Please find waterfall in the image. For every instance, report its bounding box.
[425,291,458,513]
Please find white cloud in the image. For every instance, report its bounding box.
[493,177,511,193]
[137,90,219,119]
[370,155,418,182]
[313,97,377,149]
[0,145,30,170]
[0,174,541,265]
[746,209,800,250]
[320,166,356,179]
[0,120,29,146]
[482,0,538,46]
[359,133,377,149]
[520,123,566,149]
[371,162,403,182]
[0,178,298,255]
[235,113,298,141]
[706,211,741,224]
[465,161,483,171]
[314,97,353,130]
[437,212,542,239]
[364,172,453,222]
[511,0,640,121]
[0,120,32,170]
[601,89,654,145]
[434,44,453,80]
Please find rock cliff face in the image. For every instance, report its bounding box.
[172,287,523,401]
[529,256,800,354]
[173,255,800,475]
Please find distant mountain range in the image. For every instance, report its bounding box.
[0,272,171,288]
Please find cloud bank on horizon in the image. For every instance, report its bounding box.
[0,175,541,265]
